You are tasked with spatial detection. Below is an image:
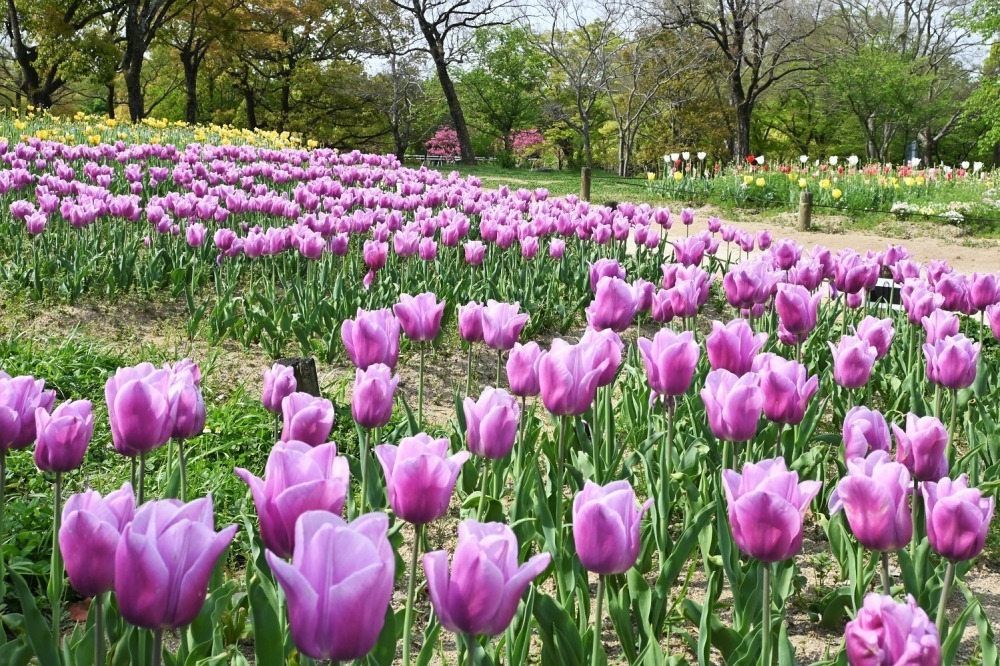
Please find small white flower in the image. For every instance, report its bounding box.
[682,151,691,161]
[755,155,765,164]
[697,152,707,160]
[829,156,838,166]
[961,161,970,169]
[847,155,859,166]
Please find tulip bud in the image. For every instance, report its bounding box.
[34,400,94,473]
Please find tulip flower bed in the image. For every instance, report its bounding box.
[651,155,1000,232]
[3,131,1000,666]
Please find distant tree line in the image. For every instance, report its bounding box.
[1,0,996,172]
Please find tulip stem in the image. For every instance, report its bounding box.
[658,400,674,546]
[50,471,63,649]
[591,575,605,666]
[880,552,891,595]
[948,389,958,466]
[936,560,955,638]
[477,459,490,522]
[604,385,613,481]
[360,428,370,516]
[273,412,280,444]
[555,415,568,550]
[466,633,475,666]
[152,628,163,666]
[178,439,187,503]
[418,344,426,426]
[497,351,503,389]
[910,479,920,560]
[761,563,771,666]
[138,453,147,505]
[466,344,474,397]
[934,385,942,421]
[0,448,6,599]
[95,593,105,666]
[515,397,527,481]
[402,523,422,666]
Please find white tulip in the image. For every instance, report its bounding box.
[697,152,707,161]
[961,161,970,169]
[682,151,691,161]
[755,155,765,164]
[910,158,921,167]
[829,156,838,166]
[799,155,808,163]
[974,161,984,173]
[847,155,859,166]
[670,153,680,162]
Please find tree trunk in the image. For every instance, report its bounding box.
[182,52,199,124]
[733,103,752,162]
[107,85,115,119]
[122,7,145,123]
[419,28,475,165]
[618,132,627,177]
[243,85,257,130]
[125,63,143,122]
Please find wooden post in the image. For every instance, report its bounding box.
[798,191,813,231]
[277,356,321,397]
[581,167,592,201]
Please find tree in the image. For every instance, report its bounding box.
[379,0,517,165]
[122,0,188,120]
[529,0,624,168]
[364,54,427,158]
[460,26,546,158]
[658,0,820,161]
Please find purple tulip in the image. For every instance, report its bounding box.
[589,258,626,292]
[633,278,655,312]
[902,282,944,325]
[775,284,821,337]
[341,308,401,370]
[829,451,912,552]
[893,413,948,482]
[458,302,485,343]
[506,342,542,397]
[573,480,652,574]
[968,273,1000,312]
[0,374,55,451]
[829,336,878,389]
[758,358,819,426]
[235,440,350,559]
[580,328,623,387]
[394,293,446,343]
[771,239,802,271]
[114,496,237,629]
[549,239,566,259]
[351,364,399,430]
[701,369,764,442]
[853,316,895,360]
[923,334,979,390]
[845,594,940,666]
[921,310,959,345]
[843,406,891,461]
[262,364,297,414]
[59,483,135,597]
[989,304,1000,340]
[281,393,334,447]
[363,240,388,270]
[722,457,821,562]
[105,364,174,456]
[464,241,486,265]
[33,400,93,473]
[419,237,438,261]
[168,371,206,441]
[424,520,551,637]
[834,250,879,295]
[706,319,768,376]
[482,300,529,351]
[637,328,699,398]
[538,339,608,416]
[266,512,395,661]
[923,474,994,561]
[586,277,639,332]
[463,387,520,459]
[375,433,469,525]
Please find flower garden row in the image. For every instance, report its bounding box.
[0,138,999,665]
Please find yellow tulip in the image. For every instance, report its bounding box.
[798,178,807,188]
[674,171,684,182]
[916,176,925,185]
[647,172,656,181]
[832,189,842,199]
[743,175,754,185]
[755,177,766,187]
[904,177,915,187]
[820,179,831,189]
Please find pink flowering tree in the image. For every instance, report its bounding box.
[511,129,545,159]
[426,128,462,159]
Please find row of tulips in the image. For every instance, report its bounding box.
[4,241,999,665]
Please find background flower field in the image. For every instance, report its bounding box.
[0,115,998,666]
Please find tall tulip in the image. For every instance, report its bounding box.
[424,520,551,653]
[922,475,994,634]
[843,406,891,461]
[586,277,639,332]
[482,300,529,389]
[758,358,819,427]
[924,333,978,390]
[459,301,485,395]
[775,284,820,352]
[845,594,940,666]
[706,319,767,376]
[235,440,350,559]
[395,293,446,424]
[638,328,700,399]
[506,342,541,398]
[262,364,297,414]
[341,308,401,370]
[701,369,764,445]
[573,480,652,666]
[893,413,949,483]
[854,316,895,360]
[114,495,236,658]
[829,335,877,391]
[830,451,912,591]
[266,511,395,662]
[723,457,820,666]
[60,482,135,665]
[281,392,334,447]
[34,400,93,474]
